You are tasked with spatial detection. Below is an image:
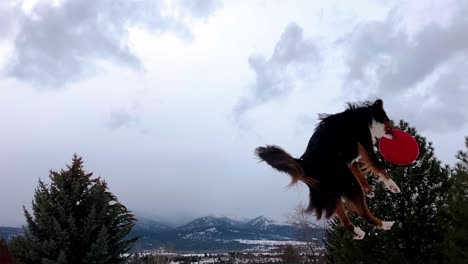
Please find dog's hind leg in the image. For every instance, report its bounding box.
[344,185,394,230]
[357,143,401,193]
[335,201,365,239]
[349,162,374,197]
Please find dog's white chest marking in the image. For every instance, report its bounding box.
[370,119,386,143]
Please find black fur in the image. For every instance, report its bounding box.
[255,99,392,219]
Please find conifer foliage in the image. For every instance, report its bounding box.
[325,121,451,264]
[439,137,468,262]
[11,154,138,264]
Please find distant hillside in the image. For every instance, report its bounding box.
[0,227,23,242]
[0,216,326,252]
[130,215,325,252]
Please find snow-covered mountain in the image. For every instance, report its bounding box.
[130,215,325,252]
[176,216,235,231]
[134,217,173,232]
[245,216,276,230]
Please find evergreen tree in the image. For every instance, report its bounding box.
[439,136,468,263]
[10,154,138,264]
[325,121,451,264]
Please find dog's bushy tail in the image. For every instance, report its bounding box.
[255,145,319,188]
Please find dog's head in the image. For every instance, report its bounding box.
[370,99,394,140]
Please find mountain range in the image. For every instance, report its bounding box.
[0,216,325,252]
[129,216,325,252]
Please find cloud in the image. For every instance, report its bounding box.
[295,114,320,133]
[177,0,222,19]
[388,57,468,132]
[343,1,468,132]
[0,1,19,39]
[108,109,139,129]
[3,0,220,88]
[233,22,321,122]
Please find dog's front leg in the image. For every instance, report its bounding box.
[357,143,400,193]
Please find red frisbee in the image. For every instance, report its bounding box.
[379,129,419,165]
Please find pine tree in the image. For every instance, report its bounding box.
[439,136,468,263]
[10,154,138,264]
[325,121,451,264]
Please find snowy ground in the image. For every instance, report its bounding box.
[234,239,307,246]
[134,240,326,263]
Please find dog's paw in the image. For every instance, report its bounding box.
[380,221,394,230]
[383,179,400,193]
[353,227,365,240]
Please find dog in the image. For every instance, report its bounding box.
[255,99,400,239]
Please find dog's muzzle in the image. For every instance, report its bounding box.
[384,120,394,138]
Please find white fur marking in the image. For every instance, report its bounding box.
[370,119,393,142]
[370,119,386,138]
[353,227,365,240]
[380,221,394,230]
[381,178,401,193]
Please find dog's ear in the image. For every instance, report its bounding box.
[374,99,384,109]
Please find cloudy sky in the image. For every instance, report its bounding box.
[1,0,467,227]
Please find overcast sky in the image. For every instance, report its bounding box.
[1,0,467,227]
